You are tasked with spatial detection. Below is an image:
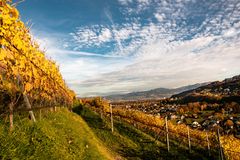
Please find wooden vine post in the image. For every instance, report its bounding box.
[23,93,36,122]
[165,116,170,152]
[110,104,114,133]
[0,63,15,131]
[217,128,224,160]
[39,101,43,120]
[18,74,36,122]
[187,126,191,153]
[206,132,211,156]
[100,109,103,119]
[9,102,14,131]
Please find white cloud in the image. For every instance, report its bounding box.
[118,0,133,5]
[70,25,113,47]
[98,28,112,42]
[33,0,240,97]
[77,36,240,96]
[223,28,238,37]
[154,13,165,22]
[117,0,153,14]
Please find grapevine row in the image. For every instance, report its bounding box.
[110,108,240,160]
[0,0,76,115]
[89,103,240,160]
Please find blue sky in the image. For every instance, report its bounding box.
[16,0,240,97]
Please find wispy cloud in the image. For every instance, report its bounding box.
[32,0,240,97]
[66,0,240,96]
[75,34,240,96]
[71,0,240,56]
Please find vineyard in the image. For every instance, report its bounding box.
[1,1,240,160]
[0,1,76,129]
[87,100,240,160]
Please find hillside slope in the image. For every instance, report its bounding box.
[172,75,240,102]
[0,109,114,160]
[74,106,216,160]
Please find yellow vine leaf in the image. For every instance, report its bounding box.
[25,82,32,92]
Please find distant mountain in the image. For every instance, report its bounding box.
[105,83,209,101]
[171,75,240,102]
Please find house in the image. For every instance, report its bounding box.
[170,115,178,120]
[224,88,230,92]
[180,115,185,120]
[177,120,182,124]
[208,115,213,119]
[192,121,201,128]
[160,109,167,113]
[126,105,131,109]
[193,114,198,119]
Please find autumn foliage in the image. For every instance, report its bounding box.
[88,100,240,159]
[0,0,76,110]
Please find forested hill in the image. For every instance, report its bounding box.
[171,75,240,102]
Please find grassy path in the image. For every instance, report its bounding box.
[0,109,114,160]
